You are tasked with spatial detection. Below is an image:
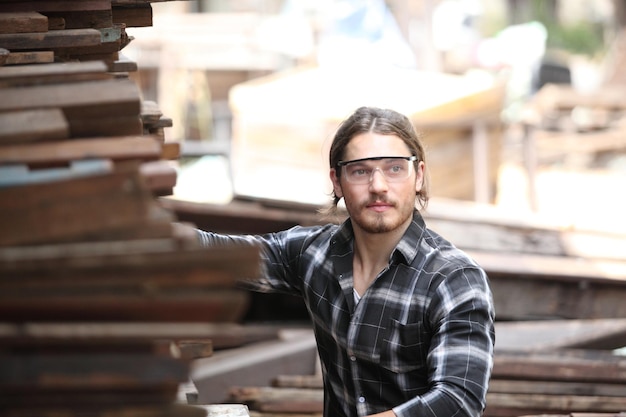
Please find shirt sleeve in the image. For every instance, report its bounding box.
[393,265,495,417]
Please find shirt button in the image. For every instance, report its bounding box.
[358,396,365,403]
[350,356,356,362]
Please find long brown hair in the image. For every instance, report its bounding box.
[327,106,430,211]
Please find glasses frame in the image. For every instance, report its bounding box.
[336,156,418,184]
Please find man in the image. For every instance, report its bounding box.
[197,106,495,417]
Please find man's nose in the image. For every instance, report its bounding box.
[369,168,388,189]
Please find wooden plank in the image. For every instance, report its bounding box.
[0,238,259,286]
[140,160,178,194]
[0,160,113,188]
[0,28,102,50]
[485,392,626,415]
[0,1,112,13]
[0,60,110,88]
[69,115,143,137]
[495,319,626,351]
[0,323,280,349]
[112,4,152,27]
[0,165,155,246]
[488,379,626,397]
[228,386,323,414]
[492,350,626,383]
[0,47,8,65]
[4,50,54,65]
[0,135,162,167]
[0,78,141,120]
[0,353,188,388]
[0,290,251,322]
[0,109,69,144]
[0,11,48,34]
[1,405,208,417]
[43,9,113,29]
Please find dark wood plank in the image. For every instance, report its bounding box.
[0,290,251,322]
[112,4,152,27]
[43,9,113,29]
[69,115,143,137]
[0,11,47,34]
[0,1,112,13]
[0,28,102,50]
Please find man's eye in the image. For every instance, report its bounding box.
[353,168,368,176]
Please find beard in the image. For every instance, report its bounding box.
[347,195,414,234]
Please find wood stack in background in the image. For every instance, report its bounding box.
[0,2,260,416]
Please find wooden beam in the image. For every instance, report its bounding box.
[0,61,110,88]
[0,135,162,167]
[0,1,112,13]
[0,78,141,120]
[0,109,69,144]
[0,11,48,34]
[0,28,102,50]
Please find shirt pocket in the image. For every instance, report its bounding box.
[379,319,430,374]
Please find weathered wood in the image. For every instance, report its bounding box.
[4,50,54,65]
[228,386,323,414]
[0,135,162,167]
[0,47,8,65]
[0,353,188,388]
[485,392,626,415]
[1,403,208,417]
[488,379,626,397]
[0,108,69,144]
[112,4,152,27]
[0,60,110,88]
[0,1,112,13]
[0,11,48,34]
[0,165,155,246]
[69,115,143,137]
[495,319,626,351]
[0,28,102,50]
[0,160,113,187]
[0,289,251,322]
[140,160,177,194]
[43,9,113,29]
[0,78,141,120]
[0,323,280,350]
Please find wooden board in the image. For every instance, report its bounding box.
[0,1,113,13]
[0,60,110,88]
[0,28,103,50]
[4,50,54,65]
[0,165,155,246]
[112,4,152,27]
[0,135,162,167]
[43,9,113,29]
[0,78,141,120]
[0,11,48,34]
[0,108,69,144]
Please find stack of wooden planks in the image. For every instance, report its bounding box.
[224,350,626,417]
[0,2,264,417]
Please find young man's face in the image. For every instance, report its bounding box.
[330,132,424,234]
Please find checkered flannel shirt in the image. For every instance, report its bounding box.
[197,210,495,417]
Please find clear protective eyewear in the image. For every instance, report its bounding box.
[337,156,418,184]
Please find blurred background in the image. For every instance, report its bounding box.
[122,0,626,234]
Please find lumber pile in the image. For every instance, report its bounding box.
[0,2,262,417]
[216,322,626,417]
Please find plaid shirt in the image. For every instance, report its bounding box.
[197,210,495,417]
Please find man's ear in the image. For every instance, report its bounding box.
[414,161,425,193]
[330,168,343,199]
